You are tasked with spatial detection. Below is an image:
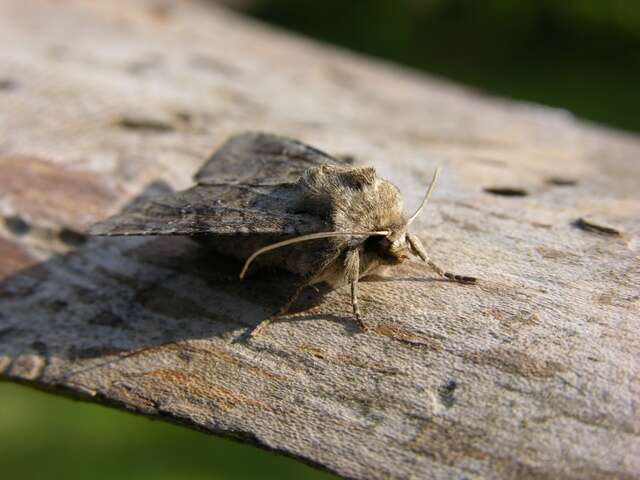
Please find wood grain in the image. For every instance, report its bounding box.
[0,1,638,478]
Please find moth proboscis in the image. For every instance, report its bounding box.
[90,132,476,336]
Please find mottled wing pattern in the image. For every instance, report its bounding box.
[89,132,347,237]
[194,131,341,185]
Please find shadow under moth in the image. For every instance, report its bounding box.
[91,132,475,336]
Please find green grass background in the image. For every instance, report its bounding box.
[249,0,640,133]
[0,382,336,480]
[2,1,638,479]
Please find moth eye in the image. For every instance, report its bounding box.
[365,235,391,253]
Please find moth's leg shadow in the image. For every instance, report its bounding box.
[234,280,334,342]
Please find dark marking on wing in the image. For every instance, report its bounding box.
[194,131,346,185]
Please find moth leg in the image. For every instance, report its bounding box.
[406,233,476,284]
[345,249,367,331]
[249,318,273,338]
[249,284,306,338]
[350,281,367,331]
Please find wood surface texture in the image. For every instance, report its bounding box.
[1,1,638,478]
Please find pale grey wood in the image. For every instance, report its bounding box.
[0,1,638,479]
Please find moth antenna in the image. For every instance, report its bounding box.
[406,167,441,227]
[239,230,390,280]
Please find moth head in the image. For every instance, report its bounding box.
[368,167,440,264]
[366,231,410,265]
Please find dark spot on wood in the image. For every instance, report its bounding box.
[547,177,577,186]
[3,215,31,235]
[115,117,175,133]
[483,187,528,197]
[31,341,47,355]
[438,380,457,408]
[573,217,621,236]
[0,78,17,91]
[89,311,126,328]
[58,227,87,246]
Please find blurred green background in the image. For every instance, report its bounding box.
[0,382,335,480]
[248,0,640,133]
[2,1,638,480]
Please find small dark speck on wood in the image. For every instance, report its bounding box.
[547,177,578,186]
[438,380,458,408]
[3,215,31,236]
[58,228,88,247]
[483,187,528,197]
[0,78,17,91]
[573,217,622,236]
[115,116,175,133]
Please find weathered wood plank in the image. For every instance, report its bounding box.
[1,1,638,478]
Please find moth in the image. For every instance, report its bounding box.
[91,132,475,335]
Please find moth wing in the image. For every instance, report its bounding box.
[89,132,345,237]
[194,131,346,185]
[89,184,327,236]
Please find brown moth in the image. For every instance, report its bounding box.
[90,132,475,335]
